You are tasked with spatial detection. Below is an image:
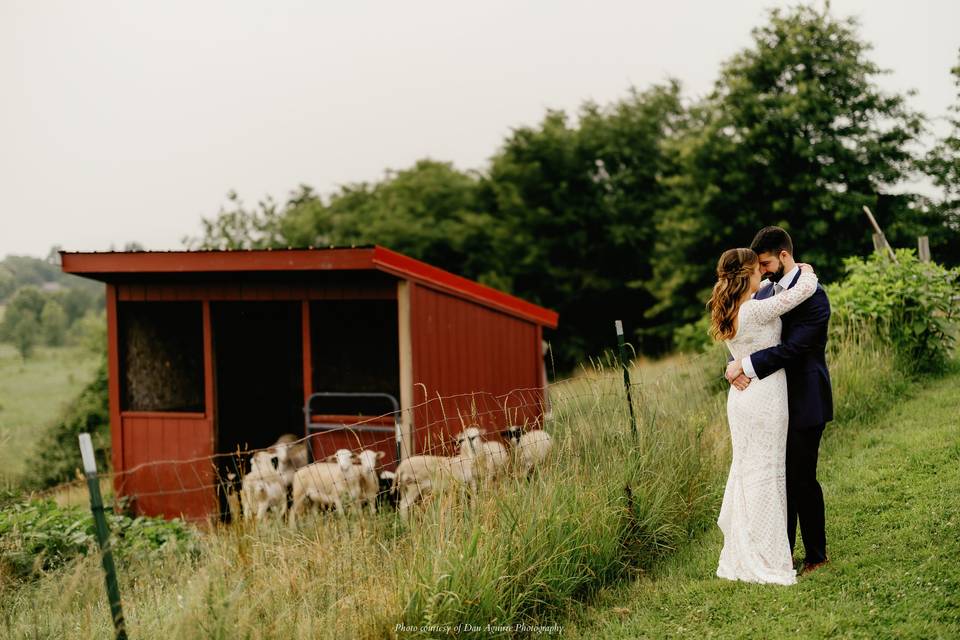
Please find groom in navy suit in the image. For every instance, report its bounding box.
[725,226,833,575]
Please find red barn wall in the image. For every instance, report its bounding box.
[409,284,545,455]
[117,414,217,520]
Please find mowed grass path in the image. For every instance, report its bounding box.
[568,371,960,639]
[0,344,99,484]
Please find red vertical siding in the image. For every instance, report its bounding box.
[118,414,215,521]
[409,286,543,455]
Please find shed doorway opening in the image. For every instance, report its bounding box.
[212,302,303,483]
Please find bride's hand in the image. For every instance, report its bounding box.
[798,263,814,274]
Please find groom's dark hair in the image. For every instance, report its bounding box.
[750,226,793,257]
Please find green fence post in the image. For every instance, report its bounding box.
[615,320,638,439]
[79,433,128,640]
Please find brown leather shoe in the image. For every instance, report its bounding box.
[800,558,830,576]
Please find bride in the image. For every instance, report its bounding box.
[707,247,817,585]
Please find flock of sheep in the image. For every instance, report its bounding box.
[235,426,553,524]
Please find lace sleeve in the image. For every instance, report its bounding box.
[742,271,818,325]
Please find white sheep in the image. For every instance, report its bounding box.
[289,449,360,525]
[505,426,553,476]
[392,428,483,520]
[356,449,386,514]
[270,433,309,488]
[240,451,288,522]
[476,433,510,481]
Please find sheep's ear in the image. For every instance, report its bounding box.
[324,453,337,462]
[476,428,486,435]
[376,450,385,459]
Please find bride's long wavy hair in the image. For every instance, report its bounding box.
[707,248,758,341]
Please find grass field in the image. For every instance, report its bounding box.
[0,344,99,486]
[567,369,960,639]
[0,329,953,639]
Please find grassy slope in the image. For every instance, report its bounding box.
[568,371,960,639]
[0,344,99,484]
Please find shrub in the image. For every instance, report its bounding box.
[673,315,712,353]
[0,498,197,580]
[829,250,960,372]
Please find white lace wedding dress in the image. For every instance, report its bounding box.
[716,270,818,585]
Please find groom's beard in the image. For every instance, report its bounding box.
[765,264,785,282]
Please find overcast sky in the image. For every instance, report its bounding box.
[2,0,958,259]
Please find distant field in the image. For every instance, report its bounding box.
[0,343,99,486]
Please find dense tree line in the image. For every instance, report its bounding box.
[0,254,105,360]
[186,6,959,368]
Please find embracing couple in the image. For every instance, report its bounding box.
[708,226,832,586]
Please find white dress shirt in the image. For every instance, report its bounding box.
[742,264,800,378]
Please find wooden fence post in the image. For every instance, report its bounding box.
[863,206,898,263]
[918,236,931,263]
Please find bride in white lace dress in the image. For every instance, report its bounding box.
[707,248,817,585]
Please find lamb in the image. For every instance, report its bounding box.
[475,431,510,481]
[289,449,360,525]
[270,433,309,487]
[356,449,386,514]
[240,451,288,522]
[392,428,484,520]
[504,426,553,476]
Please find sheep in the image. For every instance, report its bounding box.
[377,470,399,511]
[270,433,309,488]
[392,428,484,520]
[240,451,288,522]
[504,426,553,476]
[474,430,510,481]
[356,449,386,514]
[289,449,360,525]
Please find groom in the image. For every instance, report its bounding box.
[725,226,833,575]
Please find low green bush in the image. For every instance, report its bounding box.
[829,250,959,372]
[0,498,197,580]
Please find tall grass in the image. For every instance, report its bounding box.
[0,330,905,639]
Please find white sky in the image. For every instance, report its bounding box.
[2,0,958,259]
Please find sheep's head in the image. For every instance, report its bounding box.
[454,427,484,456]
[357,449,385,473]
[273,442,290,465]
[250,451,279,472]
[331,449,355,471]
[502,426,523,446]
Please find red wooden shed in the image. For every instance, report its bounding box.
[61,246,558,521]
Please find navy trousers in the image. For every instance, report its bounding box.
[786,423,827,564]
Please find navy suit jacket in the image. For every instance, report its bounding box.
[750,270,834,430]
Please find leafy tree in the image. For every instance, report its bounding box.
[187,162,510,289]
[647,5,926,341]
[308,160,507,288]
[0,287,45,359]
[922,53,960,264]
[483,83,686,362]
[0,266,13,301]
[40,299,67,346]
[9,314,36,360]
[183,187,317,250]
